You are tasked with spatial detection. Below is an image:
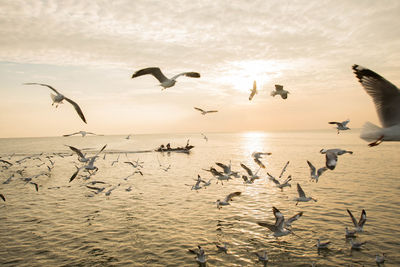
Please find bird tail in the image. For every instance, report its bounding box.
[50,93,57,102]
[360,122,383,141]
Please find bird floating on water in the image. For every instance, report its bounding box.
[329,119,351,134]
[352,64,400,146]
[24,83,86,123]
[271,84,289,99]
[131,67,200,90]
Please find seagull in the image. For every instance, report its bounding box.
[23,83,86,123]
[344,228,356,239]
[267,173,292,190]
[316,239,331,249]
[240,163,261,181]
[271,84,289,99]
[376,253,386,265]
[295,183,317,205]
[352,64,400,145]
[201,133,208,142]
[125,134,131,140]
[0,193,5,202]
[215,242,228,254]
[216,191,241,209]
[188,246,207,264]
[350,239,366,249]
[65,145,90,163]
[194,107,218,115]
[307,161,328,183]
[249,80,258,100]
[257,207,294,237]
[329,119,351,134]
[216,161,239,178]
[204,167,231,185]
[63,131,97,137]
[320,148,353,170]
[69,145,107,182]
[347,209,366,232]
[191,175,203,191]
[131,67,200,90]
[30,182,39,192]
[111,154,120,166]
[251,152,271,169]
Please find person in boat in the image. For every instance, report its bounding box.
[159,144,165,151]
[166,143,171,150]
[185,139,190,149]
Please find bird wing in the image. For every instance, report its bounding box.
[282,175,292,184]
[66,145,85,158]
[24,82,60,94]
[297,183,306,198]
[254,158,265,169]
[131,67,168,83]
[0,159,12,165]
[317,167,328,177]
[352,64,400,127]
[347,209,358,228]
[124,161,135,167]
[194,107,205,113]
[224,191,241,202]
[342,119,350,126]
[240,163,253,176]
[205,110,218,113]
[257,222,278,232]
[64,97,87,124]
[272,206,284,225]
[286,211,303,225]
[215,162,229,173]
[307,160,316,176]
[328,121,340,125]
[267,172,280,185]
[279,161,290,179]
[358,209,367,227]
[0,194,5,201]
[275,84,284,91]
[63,132,80,137]
[69,167,80,182]
[171,72,201,80]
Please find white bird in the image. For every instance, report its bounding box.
[69,144,107,182]
[347,209,367,232]
[294,183,317,205]
[131,67,200,90]
[188,246,207,264]
[24,83,86,123]
[251,152,271,169]
[320,148,353,170]
[329,119,351,134]
[249,80,258,101]
[216,191,241,209]
[191,175,203,191]
[194,107,218,115]
[307,160,328,183]
[352,64,400,145]
[257,207,301,237]
[240,163,261,181]
[201,133,208,142]
[66,145,90,163]
[345,227,357,238]
[271,84,289,99]
[63,131,97,137]
[204,167,231,185]
[316,239,331,249]
[267,172,292,190]
[376,253,386,265]
[216,161,239,178]
[350,239,366,249]
[125,134,131,140]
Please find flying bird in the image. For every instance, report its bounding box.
[131,67,200,90]
[329,119,351,134]
[320,148,353,170]
[352,64,400,145]
[251,152,271,169]
[294,183,317,205]
[216,191,241,209]
[267,173,292,190]
[63,131,97,137]
[249,80,258,100]
[307,160,328,183]
[201,133,208,142]
[188,245,207,264]
[271,84,289,99]
[194,107,218,115]
[257,207,301,237]
[23,83,86,123]
[347,209,366,232]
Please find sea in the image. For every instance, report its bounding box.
[0,130,399,266]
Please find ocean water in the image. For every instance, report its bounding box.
[0,130,399,267]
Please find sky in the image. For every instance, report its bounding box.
[0,0,400,138]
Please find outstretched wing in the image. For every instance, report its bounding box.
[297,183,306,198]
[66,145,84,158]
[328,121,340,125]
[216,162,229,173]
[286,211,303,225]
[352,64,400,127]
[275,84,284,91]
[64,97,87,123]
[358,209,367,227]
[279,161,290,179]
[205,110,218,114]
[24,82,60,94]
[257,221,278,232]
[347,209,358,228]
[63,132,80,137]
[342,119,350,126]
[194,107,205,113]
[267,172,280,185]
[307,160,316,176]
[171,72,201,80]
[240,163,253,176]
[131,67,168,83]
[317,167,328,177]
[224,191,241,202]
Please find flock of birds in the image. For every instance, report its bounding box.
[1,63,399,266]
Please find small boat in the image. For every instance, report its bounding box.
[155,145,194,153]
